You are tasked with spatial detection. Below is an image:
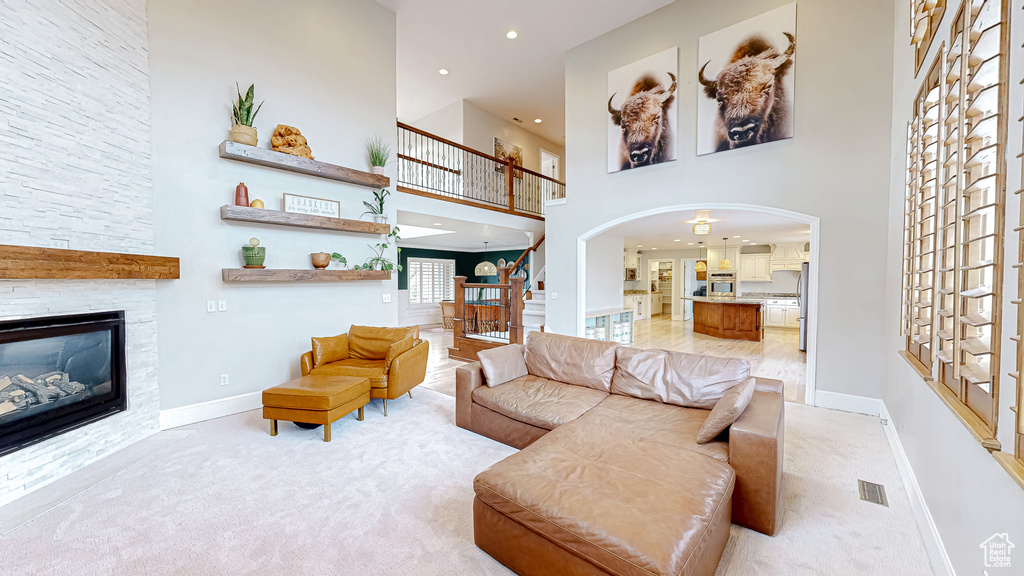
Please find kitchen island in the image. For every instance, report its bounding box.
[683,296,763,342]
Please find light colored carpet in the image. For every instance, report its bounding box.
[0,389,933,575]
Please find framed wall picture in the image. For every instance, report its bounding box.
[283,193,340,218]
[607,47,678,173]
[493,138,525,177]
[696,3,797,155]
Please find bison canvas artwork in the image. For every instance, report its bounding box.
[607,47,678,173]
[697,3,797,155]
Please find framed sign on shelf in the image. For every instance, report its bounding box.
[283,193,340,218]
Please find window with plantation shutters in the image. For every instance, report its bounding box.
[911,0,946,73]
[408,258,456,305]
[902,0,1008,454]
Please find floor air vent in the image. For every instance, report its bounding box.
[858,480,888,507]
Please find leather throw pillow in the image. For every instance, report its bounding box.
[478,344,528,387]
[384,336,416,371]
[311,334,349,367]
[696,378,756,444]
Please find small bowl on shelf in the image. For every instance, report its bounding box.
[311,252,331,270]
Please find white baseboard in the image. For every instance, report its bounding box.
[879,402,954,576]
[813,390,882,416]
[159,392,262,430]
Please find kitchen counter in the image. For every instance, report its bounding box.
[740,292,798,298]
[623,290,648,295]
[684,296,768,304]
[685,297,763,342]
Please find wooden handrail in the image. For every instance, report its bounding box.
[507,234,545,271]
[397,121,566,186]
[396,153,461,175]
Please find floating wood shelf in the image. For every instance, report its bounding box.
[0,245,179,280]
[220,205,389,235]
[222,268,390,282]
[218,141,390,189]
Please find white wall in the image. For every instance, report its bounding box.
[462,101,565,181]
[405,100,566,180]
[148,0,398,411]
[0,0,161,506]
[550,0,893,400]
[882,0,1024,572]
[584,231,625,312]
[408,100,464,144]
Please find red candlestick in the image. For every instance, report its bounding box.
[235,182,249,207]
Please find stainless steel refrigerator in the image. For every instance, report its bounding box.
[797,262,809,351]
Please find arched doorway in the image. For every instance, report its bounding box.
[576,203,820,405]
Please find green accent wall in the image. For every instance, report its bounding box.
[398,247,529,290]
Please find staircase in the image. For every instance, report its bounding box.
[523,290,545,335]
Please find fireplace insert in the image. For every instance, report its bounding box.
[0,311,127,457]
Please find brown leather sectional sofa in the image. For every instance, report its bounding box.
[456,331,784,576]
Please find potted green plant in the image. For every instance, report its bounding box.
[242,237,266,268]
[229,83,264,147]
[331,252,348,270]
[363,188,390,224]
[365,228,402,271]
[366,135,391,175]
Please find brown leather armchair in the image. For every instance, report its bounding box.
[301,325,429,415]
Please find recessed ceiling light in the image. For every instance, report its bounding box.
[534,118,542,123]
[637,245,643,248]
[733,235,741,238]
[651,248,658,250]
[506,30,518,39]
[433,222,443,226]
[688,242,694,245]
[673,239,681,242]
[438,68,449,75]
[750,243,758,245]
[742,239,750,242]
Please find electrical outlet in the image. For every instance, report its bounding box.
[551,292,558,300]
[49,239,69,249]
[218,300,227,312]
[220,374,229,386]
[206,301,216,313]
[382,293,392,303]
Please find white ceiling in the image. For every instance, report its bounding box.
[378,0,675,144]
[397,210,534,251]
[614,209,811,252]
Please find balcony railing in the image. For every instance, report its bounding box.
[454,275,525,345]
[397,122,565,219]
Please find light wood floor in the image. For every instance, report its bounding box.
[417,316,807,403]
[632,315,806,403]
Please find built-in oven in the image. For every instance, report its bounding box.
[708,271,737,297]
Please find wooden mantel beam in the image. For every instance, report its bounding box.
[0,245,180,280]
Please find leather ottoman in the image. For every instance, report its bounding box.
[473,419,736,576]
[262,375,370,442]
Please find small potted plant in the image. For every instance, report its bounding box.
[366,135,391,175]
[311,252,331,270]
[365,228,402,271]
[229,83,264,147]
[331,252,348,269]
[362,188,391,224]
[242,237,266,268]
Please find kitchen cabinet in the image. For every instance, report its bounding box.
[624,294,650,321]
[738,254,771,282]
[705,247,739,271]
[763,298,800,329]
[784,306,801,328]
[623,250,640,269]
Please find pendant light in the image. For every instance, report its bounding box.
[694,242,707,272]
[718,237,733,271]
[474,242,498,276]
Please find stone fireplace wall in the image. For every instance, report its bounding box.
[0,0,159,507]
